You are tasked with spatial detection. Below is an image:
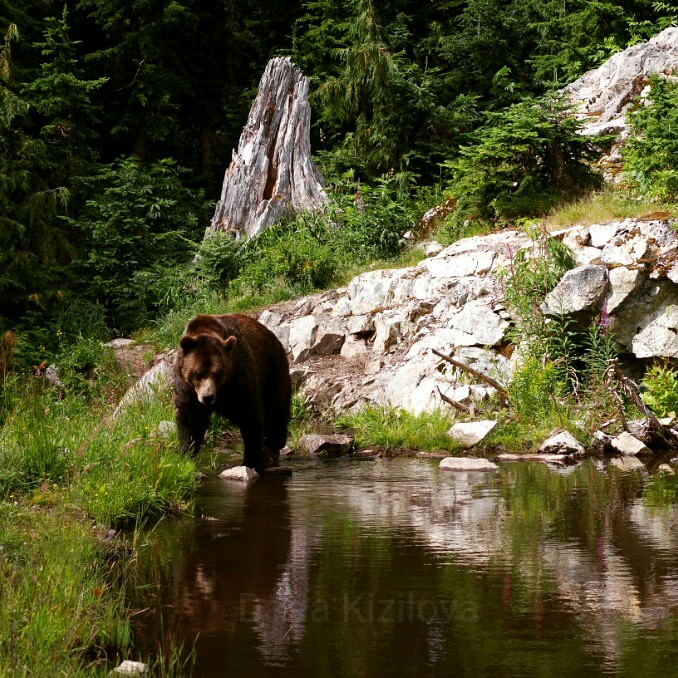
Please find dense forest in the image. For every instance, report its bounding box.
[1,0,677,369]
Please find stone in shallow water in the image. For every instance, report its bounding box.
[611,431,652,456]
[297,433,354,457]
[439,456,498,472]
[219,466,260,482]
[537,431,585,456]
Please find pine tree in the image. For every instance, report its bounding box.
[0,22,64,328]
[23,7,107,207]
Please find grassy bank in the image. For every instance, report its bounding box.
[0,370,196,674]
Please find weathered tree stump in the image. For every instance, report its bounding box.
[206,57,327,240]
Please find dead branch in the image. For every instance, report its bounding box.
[604,359,675,446]
[431,348,509,402]
[436,386,471,413]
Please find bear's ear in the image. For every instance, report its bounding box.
[179,335,198,352]
[221,335,237,352]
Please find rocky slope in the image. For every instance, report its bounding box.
[257,217,678,416]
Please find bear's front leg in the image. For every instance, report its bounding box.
[175,408,211,456]
[240,421,265,473]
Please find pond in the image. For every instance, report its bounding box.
[130,457,678,677]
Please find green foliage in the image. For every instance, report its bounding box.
[641,363,678,418]
[236,213,340,295]
[336,406,457,452]
[501,232,575,353]
[501,231,619,422]
[624,76,678,200]
[195,232,247,290]
[0,504,131,675]
[78,157,208,332]
[508,356,567,422]
[0,23,70,331]
[445,95,602,229]
[223,176,414,298]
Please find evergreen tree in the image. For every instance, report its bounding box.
[23,7,107,208]
[0,23,66,329]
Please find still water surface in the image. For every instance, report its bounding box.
[131,458,678,677]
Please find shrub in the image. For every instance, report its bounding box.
[444,95,602,229]
[507,356,566,422]
[641,363,678,418]
[624,76,678,200]
[77,157,210,332]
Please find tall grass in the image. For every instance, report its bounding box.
[0,504,131,676]
[336,406,459,452]
[0,375,197,674]
[543,188,676,230]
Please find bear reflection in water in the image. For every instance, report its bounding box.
[135,477,301,669]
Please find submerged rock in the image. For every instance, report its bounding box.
[439,457,498,472]
[219,466,260,483]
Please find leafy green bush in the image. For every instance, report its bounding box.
[508,356,565,422]
[624,76,678,200]
[195,232,247,289]
[235,213,340,295]
[500,232,575,352]
[641,363,678,418]
[444,95,601,228]
[501,231,619,415]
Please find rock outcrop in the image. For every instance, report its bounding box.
[563,27,678,179]
[256,217,678,417]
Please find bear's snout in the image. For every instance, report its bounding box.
[195,379,216,405]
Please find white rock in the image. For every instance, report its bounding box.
[425,241,444,257]
[537,431,585,456]
[658,464,675,475]
[630,302,678,359]
[600,234,649,267]
[610,431,652,456]
[448,420,497,447]
[606,267,644,313]
[589,223,621,248]
[439,456,498,472]
[448,302,508,347]
[112,358,173,420]
[541,265,609,315]
[157,421,176,437]
[287,315,318,362]
[113,661,149,675]
[219,466,260,482]
[105,338,136,349]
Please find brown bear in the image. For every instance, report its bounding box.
[173,313,291,472]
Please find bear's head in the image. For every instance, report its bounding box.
[177,333,237,405]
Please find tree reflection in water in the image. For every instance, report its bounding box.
[131,458,678,677]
